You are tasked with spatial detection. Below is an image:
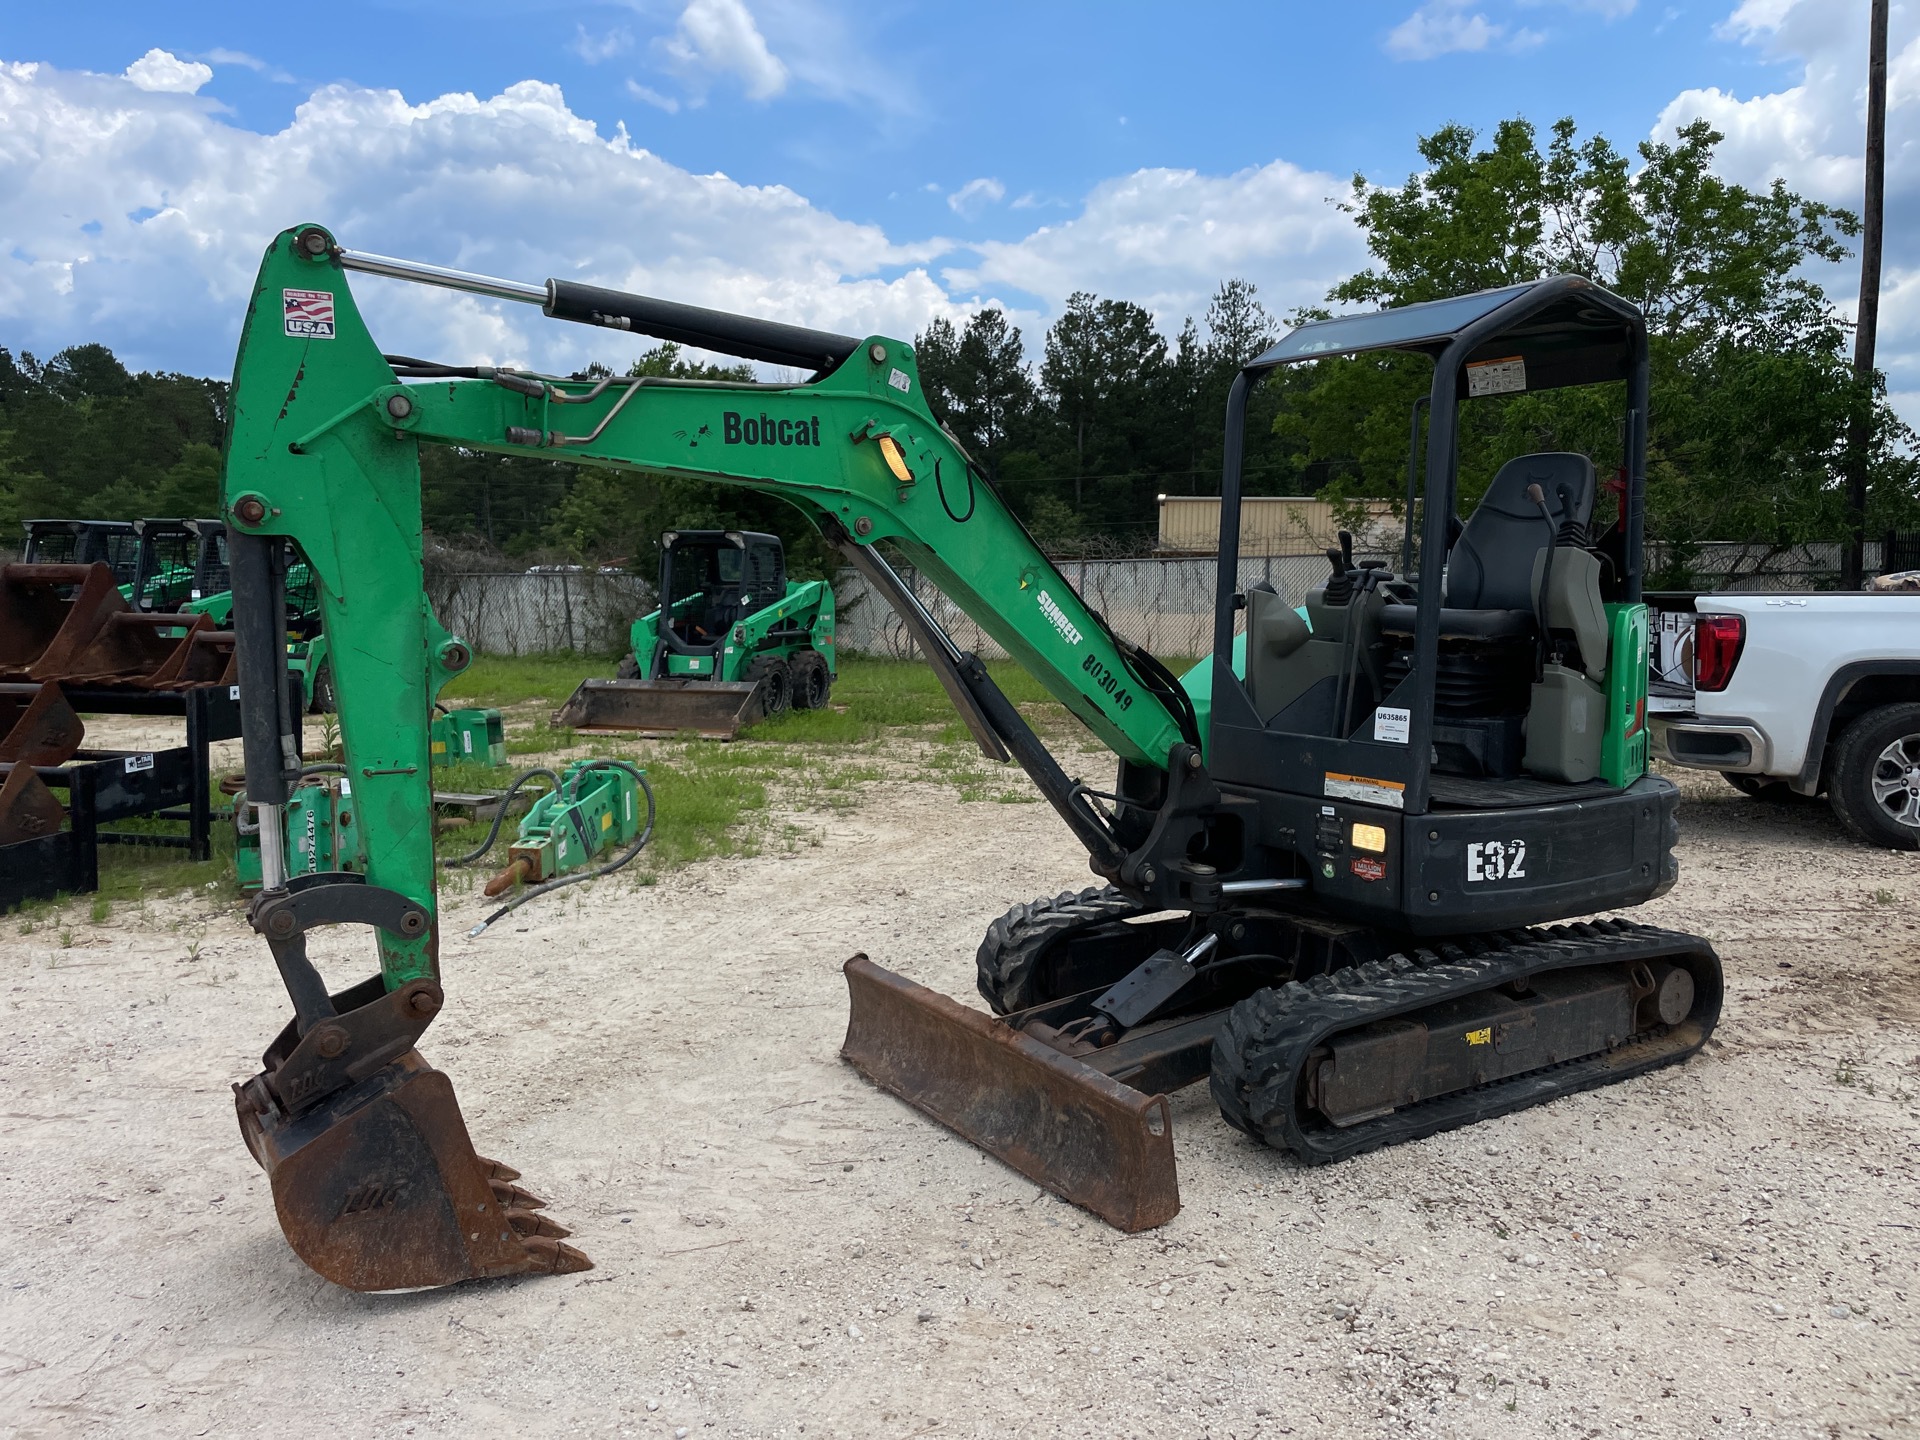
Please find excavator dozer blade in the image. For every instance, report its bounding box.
[235,1049,592,1292]
[553,677,764,739]
[840,955,1180,1233]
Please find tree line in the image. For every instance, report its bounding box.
[1,116,1912,585]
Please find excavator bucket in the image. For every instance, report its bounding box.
[553,677,764,739]
[840,956,1180,1232]
[0,683,84,766]
[236,1045,591,1291]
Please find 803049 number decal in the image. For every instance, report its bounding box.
[1466,839,1527,882]
[1081,653,1134,711]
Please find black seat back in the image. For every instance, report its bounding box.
[1447,453,1595,611]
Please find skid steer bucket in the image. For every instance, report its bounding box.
[0,563,124,676]
[236,1009,591,1291]
[553,677,764,739]
[840,956,1180,1232]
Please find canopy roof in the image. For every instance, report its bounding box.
[1252,275,1644,394]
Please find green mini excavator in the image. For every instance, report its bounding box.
[221,224,1721,1291]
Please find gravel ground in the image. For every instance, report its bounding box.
[0,756,1915,1439]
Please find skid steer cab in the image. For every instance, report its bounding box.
[555,529,835,738]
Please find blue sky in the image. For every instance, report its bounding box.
[0,0,1910,408]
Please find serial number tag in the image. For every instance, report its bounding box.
[1466,839,1527,882]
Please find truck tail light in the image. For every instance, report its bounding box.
[1693,614,1745,692]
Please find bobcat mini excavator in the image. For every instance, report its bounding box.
[222,223,1720,1290]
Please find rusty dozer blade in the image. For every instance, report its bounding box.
[0,683,83,765]
[0,761,65,846]
[234,975,591,1291]
[840,955,1180,1232]
[553,677,763,739]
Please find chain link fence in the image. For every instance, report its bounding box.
[427,570,652,656]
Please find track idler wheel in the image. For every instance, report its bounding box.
[235,1049,591,1291]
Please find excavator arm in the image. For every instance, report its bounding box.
[222,223,1208,1288]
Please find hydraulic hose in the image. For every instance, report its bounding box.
[453,759,656,937]
[439,767,562,870]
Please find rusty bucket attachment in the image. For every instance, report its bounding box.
[553,677,764,740]
[0,563,124,675]
[840,956,1180,1232]
[234,976,591,1291]
[0,683,84,765]
[0,761,66,846]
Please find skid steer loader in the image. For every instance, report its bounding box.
[219,224,1719,1290]
[554,529,834,738]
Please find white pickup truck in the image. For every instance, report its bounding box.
[1648,590,1920,849]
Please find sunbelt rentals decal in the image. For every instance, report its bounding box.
[1037,589,1082,646]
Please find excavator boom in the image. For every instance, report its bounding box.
[222,224,1201,1287]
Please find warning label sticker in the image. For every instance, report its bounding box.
[1324,771,1406,810]
[1466,354,1526,397]
[283,288,336,339]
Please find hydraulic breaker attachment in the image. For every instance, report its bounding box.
[841,956,1180,1232]
[0,683,84,766]
[484,758,646,897]
[553,677,765,740]
[0,760,66,846]
[232,886,591,1290]
[430,707,506,766]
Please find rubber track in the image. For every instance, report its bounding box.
[1209,917,1722,1165]
[974,885,1150,1015]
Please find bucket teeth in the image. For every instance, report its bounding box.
[507,1207,573,1239]
[521,1238,595,1275]
[475,1156,523,1182]
[489,1177,549,1210]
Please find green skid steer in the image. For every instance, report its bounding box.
[555,529,834,739]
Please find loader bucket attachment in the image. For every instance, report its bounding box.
[0,563,124,675]
[840,956,1180,1232]
[553,677,764,739]
[0,683,84,766]
[235,1048,592,1292]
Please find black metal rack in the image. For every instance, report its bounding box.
[0,680,302,910]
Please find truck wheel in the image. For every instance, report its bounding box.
[615,653,640,680]
[790,652,830,709]
[1828,702,1920,850]
[746,657,791,719]
[1721,772,1804,803]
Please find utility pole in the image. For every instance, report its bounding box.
[1844,0,1889,590]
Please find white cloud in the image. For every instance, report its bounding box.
[660,0,788,101]
[203,48,295,83]
[0,57,1367,392]
[1654,0,1920,421]
[948,161,1368,332]
[122,48,212,94]
[0,60,959,378]
[947,178,1005,217]
[571,25,633,65]
[1386,2,1504,59]
[625,79,681,113]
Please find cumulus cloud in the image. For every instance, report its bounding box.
[0,56,1396,384]
[947,178,1005,217]
[1386,2,1504,59]
[948,161,1368,330]
[122,48,212,94]
[0,60,959,378]
[1655,0,1920,419]
[660,0,788,101]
